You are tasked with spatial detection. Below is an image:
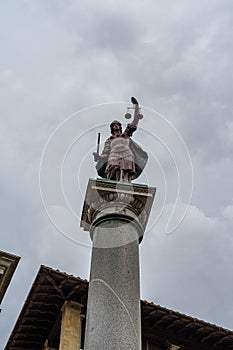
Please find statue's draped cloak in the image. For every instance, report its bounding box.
[96,138,148,180]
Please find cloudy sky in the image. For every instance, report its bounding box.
[1,0,233,347]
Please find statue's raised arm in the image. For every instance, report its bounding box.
[93,97,148,182]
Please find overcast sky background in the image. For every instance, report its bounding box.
[1,0,233,347]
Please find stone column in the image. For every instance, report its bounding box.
[59,301,84,350]
[81,179,156,350]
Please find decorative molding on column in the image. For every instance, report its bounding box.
[80,178,156,235]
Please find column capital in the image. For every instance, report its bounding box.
[80,178,156,235]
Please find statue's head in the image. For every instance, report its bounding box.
[110,120,122,135]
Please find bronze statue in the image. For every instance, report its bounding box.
[93,97,148,182]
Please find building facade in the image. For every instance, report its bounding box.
[5,265,233,350]
[0,251,20,306]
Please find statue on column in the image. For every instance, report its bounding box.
[93,97,148,182]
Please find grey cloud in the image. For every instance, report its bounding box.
[0,0,233,348]
[141,204,233,329]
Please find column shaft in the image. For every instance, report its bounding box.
[84,216,142,350]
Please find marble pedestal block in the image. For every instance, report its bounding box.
[81,179,156,350]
